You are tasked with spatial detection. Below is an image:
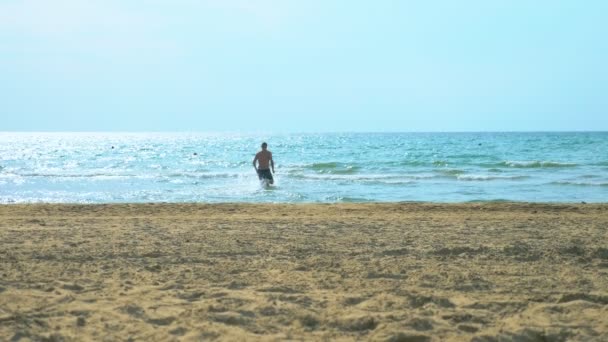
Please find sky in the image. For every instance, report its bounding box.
[1,0,607,132]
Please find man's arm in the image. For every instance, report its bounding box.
[270,153,275,173]
[252,154,258,171]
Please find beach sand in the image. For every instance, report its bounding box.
[1,203,607,341]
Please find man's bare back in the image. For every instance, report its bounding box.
[254,150,272,170]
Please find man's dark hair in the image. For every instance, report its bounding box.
[261,142,267,148]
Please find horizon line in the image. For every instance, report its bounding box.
[1,130,607,134]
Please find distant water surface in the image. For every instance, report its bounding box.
[0,132,606,203]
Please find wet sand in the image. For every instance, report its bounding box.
[1,203,607,341]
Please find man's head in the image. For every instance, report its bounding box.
[261,142,268,150]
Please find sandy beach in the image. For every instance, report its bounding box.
[0,203,607,341]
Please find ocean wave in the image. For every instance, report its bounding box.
[166,172,242,179]
[551,181,608,187]
[310,162,339,169]
[451,153,494,159]
[368,179,415,185]
[308,162,360,174]
[457,174,530,181]
[499,161,577,168]
[323,195,371,202]
[432,160,449,167]
[289,173,434,182]
[437,169,465,176]
[10,170,248,180]
[291,171,533,182]
[15,172,139,179]
[385,160,429,167]
[465,198,511,203]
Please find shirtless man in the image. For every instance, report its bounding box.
[253,142,275,184]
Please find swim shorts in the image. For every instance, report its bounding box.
[257,169,273,181]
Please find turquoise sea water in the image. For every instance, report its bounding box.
[0,132,606,203]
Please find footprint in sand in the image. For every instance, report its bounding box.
[121,304,146,319]
[405,317,434,331]
[342,296,368,306]
[211,312,251,326]
[333,316,377,332]
[557,293,608,305]
[147,316,176,326]
[169,327,188,336]
[384,332,430,342]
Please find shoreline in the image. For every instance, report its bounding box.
[1,200,606,208]
[1,203,607,340]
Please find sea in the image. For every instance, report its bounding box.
[0,132,606,203]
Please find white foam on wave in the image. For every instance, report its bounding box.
[502,160,577,168]
[551,180,608,187]
[16,172,138,179]
[457,174,529,181]
[0,172,26,185]
[291,173,435,181]
[166,171,243,179]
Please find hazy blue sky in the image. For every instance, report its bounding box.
[1,0,606,132]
